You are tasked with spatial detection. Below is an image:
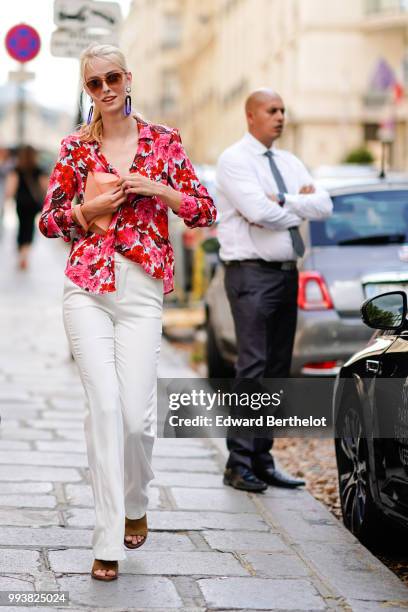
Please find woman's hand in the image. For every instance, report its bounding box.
[81,185,126,222]
[120,174,183,213]
[119,174,162,197]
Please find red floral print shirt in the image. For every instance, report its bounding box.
[39,116,217,294]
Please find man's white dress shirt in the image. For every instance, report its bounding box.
[215,132,333,262]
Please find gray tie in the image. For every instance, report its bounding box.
[264,150,305,258]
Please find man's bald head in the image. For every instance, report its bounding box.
[244,88,285,148]
[245,89,282,115]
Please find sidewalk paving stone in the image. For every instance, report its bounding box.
[293,540,408,602]
[170,487,257,512]
[152,446,216,459]
[152,471,223,488]
[66,509,269,531]
[35,440,87,453]
[41,410,84,420]
[0,575,34,595]
[0,407,42,419]
[25,419,84,430]
[0,399,47,408]
[0,427,54,440]
[48,399,86,411]
[0,526,197,552]
[0,440,32,450]
[0,495,57,509]
[0,550,40,573]
[56,575,183,609]
[0,509,60,527]
[259,494,354,544]
[197,577,326,610]
[152,457,219,473]
[202,531,284,552]
[64,483,162,510]
[0,465,81,482]
[0,391,31,402]
[0,450,88,467]
[56,429,86,441]
[49,549,248,576]
[0,483,52,494]
[240,552,311,578]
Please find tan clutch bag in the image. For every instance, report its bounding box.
[84,171,120,235]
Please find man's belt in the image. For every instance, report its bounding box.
[222,259,297,271]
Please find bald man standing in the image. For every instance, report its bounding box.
[216,89,332,492]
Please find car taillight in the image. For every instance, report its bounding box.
[301,360,342,376]
[303,360,338,370]
[298,271,334,310]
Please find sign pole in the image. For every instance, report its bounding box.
[17,64,26,146]
[379,142,386,179]
[5,24,41,148]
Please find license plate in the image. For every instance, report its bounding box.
[363,283,408,299]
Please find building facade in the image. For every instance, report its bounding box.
[121,0,408,170]
[0,84,73,156]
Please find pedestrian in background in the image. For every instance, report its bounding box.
[0,147,14,239]
[216,88,332,492]
[5,145,48,269]
[39,43,216,581]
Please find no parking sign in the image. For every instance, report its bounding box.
[5,23,41,63]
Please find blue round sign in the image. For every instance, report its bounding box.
[5,24,41,63]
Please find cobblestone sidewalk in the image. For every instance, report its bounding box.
[0,225,407,611]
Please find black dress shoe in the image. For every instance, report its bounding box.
[223,466,268,492]
[254,466,305,489]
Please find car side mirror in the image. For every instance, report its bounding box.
[361,291,407,330]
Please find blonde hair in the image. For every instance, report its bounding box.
[78,43,129,143]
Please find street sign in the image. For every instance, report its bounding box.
[8,69,35,82]
[378,119,395,143]
[50,27,119,58]
[5,24,41,63]
[54,0,122,31]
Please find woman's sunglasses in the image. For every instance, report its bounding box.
[85,71,126,94]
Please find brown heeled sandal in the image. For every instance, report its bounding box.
[124,514,148,549]
[91,559,118,581]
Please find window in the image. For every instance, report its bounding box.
[310,190,408,246]
[366,0,408,14]
[161,13,182,49]
[364,123,379,140]
[160,69,180,114]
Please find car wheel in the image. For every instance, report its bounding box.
[206,314,235,379]
[335,400,384,546]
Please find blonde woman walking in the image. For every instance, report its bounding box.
[39,43,216,580]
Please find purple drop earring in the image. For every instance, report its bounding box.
[124,87,132,116]
[87,102,94,125]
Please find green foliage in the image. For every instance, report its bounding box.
[201,237,220,253]
[343,147,375,164]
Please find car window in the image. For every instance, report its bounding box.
[310,190,408,246]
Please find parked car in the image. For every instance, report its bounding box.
[333,290,408,545]
[205,177,408,377]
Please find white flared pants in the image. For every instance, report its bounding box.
[62,252,163,560]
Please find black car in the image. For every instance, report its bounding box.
[333,290,408,545]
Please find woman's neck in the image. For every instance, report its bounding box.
[100,112,137,141]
